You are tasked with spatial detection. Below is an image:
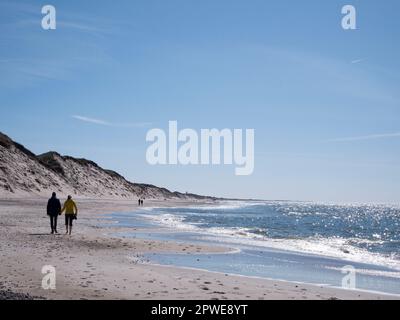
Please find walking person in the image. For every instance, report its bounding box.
[60,195,78,235]
[47,192,61,234]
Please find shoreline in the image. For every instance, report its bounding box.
[0,198,398,300]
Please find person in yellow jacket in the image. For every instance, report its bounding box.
[60,195,78,235]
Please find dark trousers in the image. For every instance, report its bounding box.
[50,215,58,231]
[65,215,74,227]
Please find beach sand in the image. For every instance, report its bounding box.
[0,199,398,300]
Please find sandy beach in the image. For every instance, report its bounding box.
[0,198,398,300]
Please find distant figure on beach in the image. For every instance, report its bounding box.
[61,195,78,235]
[141,199,144,206]
[47,192,61,234]
[138,199,141,206]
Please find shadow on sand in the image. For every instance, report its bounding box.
[29,233,61,236]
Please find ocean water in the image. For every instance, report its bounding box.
[109,201,400,295]
[144,201,400,270]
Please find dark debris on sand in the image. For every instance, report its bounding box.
[0,289,45,300]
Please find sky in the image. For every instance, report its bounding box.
[0,0,399,203]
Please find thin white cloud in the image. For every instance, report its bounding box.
[72,115,110,125]
[327,132,400,142]
[351,59,364,64]
[72,115,152,128]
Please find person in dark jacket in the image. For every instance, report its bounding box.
[47,192,61,234]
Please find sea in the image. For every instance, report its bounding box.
[108,201,400,296]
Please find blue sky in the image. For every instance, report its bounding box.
[1,0,399,203]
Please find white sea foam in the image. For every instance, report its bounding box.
[325,266,400,279]
[183,200,263,211]
[138,200,259,212]
[144,213,199,231]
